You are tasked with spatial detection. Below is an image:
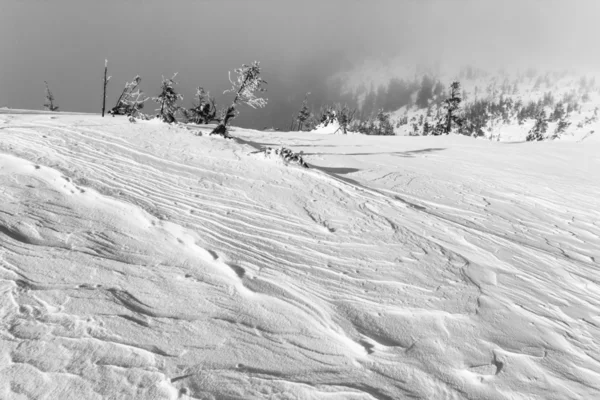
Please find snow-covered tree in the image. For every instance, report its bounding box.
[43,81,59,111]
[550,103,566,122]
[423,121,432,136]
[335,103,357,134]
[296,93,311,131]
[109,76,148,118]
[552,117,570,139]
[437,81,463,134]
[185,86,218,125]
[153,73,183,123]
[212,61,267,137]
[368,109,394,135]
[526,110,548,141]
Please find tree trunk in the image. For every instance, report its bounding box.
[102,60,108,117]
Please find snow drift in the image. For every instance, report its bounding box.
[0,110,599,399]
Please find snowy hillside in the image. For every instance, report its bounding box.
[1,110,599,399]
[332,60,600,141]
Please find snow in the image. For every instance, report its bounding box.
[1,109,599,399]
[311,119,342,134]
[311,119,360,135]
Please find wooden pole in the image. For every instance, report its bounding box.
[102,59,108,117]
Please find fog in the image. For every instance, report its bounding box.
[1,0,599,129]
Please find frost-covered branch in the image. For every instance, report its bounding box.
[109,75,148,119]
[212,61,267,137]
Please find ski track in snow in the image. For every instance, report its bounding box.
[0,111,599,399]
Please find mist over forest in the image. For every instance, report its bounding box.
[1,0,599,130]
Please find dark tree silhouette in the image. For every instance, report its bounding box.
[296,93,311,131]
[186,87,219,125]
[43,81,59,111]
[438,81,463,134]
[526,110,549,141]
[102,59,110,117]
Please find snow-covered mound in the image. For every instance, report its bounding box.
[1,110,599,399]
[311,118,342,134]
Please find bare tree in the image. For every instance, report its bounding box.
[101,59,111,117]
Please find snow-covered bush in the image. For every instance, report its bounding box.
[153,73,183,123]
[262,147,308,168]
[211,61,267,137]
[109,75,148,118]
[43,81,59,111]
[184,86,218,125]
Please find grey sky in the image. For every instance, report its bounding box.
[1,0,599,128]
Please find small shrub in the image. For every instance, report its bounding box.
[43,81,59,111]
[262,147,308,168]
[185,87,219,125]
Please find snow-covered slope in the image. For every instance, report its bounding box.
[332,59,600,141]
[1,110,599,399]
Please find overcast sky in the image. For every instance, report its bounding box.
[1,0,599,128]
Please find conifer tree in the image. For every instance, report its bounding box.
[375,109,394,135]
[550,103,565,122]
[552,117,570,139]
[43,81,59,111]
[296,93,311,131]
[438,81,463,134]
[212,61,267,137]
[153,73,183,123]
[526,110,549,141]
[335,103,357,134]
[423,121,431,136]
